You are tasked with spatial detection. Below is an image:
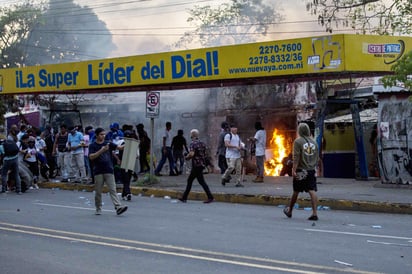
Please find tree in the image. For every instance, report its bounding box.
[305,0,411,35]
[24,0,116,65]
[0,0,116,125]
[382,50,412,90]
[0,2,42,68]
[174,0,283,49]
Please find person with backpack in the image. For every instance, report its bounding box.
[178,129,214,203]
[0,137,22,194]
[221,124,244,187]
[216,121,230,174]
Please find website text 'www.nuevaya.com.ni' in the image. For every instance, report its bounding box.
[228,61,304,75]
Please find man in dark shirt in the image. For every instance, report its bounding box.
[89,128,128,216]
[171,129,189,175]
[178,129,214,204]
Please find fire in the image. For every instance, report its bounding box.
[265,129,289,176]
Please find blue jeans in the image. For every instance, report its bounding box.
[2,157,21,192]
[155,147,175,174]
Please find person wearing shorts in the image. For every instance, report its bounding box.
[283,123,319,221]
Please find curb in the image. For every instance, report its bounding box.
[38,182,412,215]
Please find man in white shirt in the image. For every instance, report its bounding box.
[221,124,243,187]
[155,121,177,176]
[250,122,267,183]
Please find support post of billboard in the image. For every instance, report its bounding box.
[146,91,160,182]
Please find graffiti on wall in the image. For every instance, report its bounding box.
[377,95,412,184]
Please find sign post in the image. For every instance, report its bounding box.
[146,92,160,181]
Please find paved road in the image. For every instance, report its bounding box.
[1,189,411,273]
[40,173,412,214]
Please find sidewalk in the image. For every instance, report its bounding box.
[39,173,412,214]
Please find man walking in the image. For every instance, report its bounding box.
[216,121,230,174]
[250,122,267,183]
[283,122,319,221]
[89,128,128,216]
[221,124,244,187]
[179,129,214,203]
[154,121,177,176]
[68,126,87,183]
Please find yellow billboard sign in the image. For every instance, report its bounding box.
[0,34,410,94]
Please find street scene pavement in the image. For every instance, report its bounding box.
[39,173,412,214]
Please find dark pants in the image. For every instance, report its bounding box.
[139,148,149,173]
[218,154,228,174]
[2,157,21,192]
[182,166,213,200]
[121,169,132,197]
[45,153,57,178]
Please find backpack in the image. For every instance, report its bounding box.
[3,139,19,157]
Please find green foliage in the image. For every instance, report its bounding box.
[0,0,116,125]
[382,50,412,91]
[0,1,43,68]
[24,0,116,65]
[174,0,283,49]
[306,0,411,35]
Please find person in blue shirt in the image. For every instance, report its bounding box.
[68,126,87,183]
[105,122,124,142]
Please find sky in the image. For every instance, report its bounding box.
[91,0,326,57]
[0,0,327,58]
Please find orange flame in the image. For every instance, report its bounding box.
[265,129,289,176]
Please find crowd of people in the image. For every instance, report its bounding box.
[1,120,320,220]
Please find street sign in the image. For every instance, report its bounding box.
[146,91,160,118]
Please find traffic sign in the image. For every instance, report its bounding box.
[146,91,160,118]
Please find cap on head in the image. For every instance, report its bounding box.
[110,122,119,129]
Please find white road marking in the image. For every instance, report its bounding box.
[34,202,113,213]
[0,222,380,274]
[305,228,412,241]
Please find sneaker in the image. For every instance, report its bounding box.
[221,178,226,186]
[283,207,292,218]
[235,183,244,187]
[116,206,128,215]
[34,184,39,189]
[203,198,214,204]
[17,192,23,195]
[95,209,102,215]
[178,198,187,203]
[252,177,264,183]
[308,215,318,221]
[121,196,127,201]
[126,194,132,201]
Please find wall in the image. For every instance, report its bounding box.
[377,93,412,184]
